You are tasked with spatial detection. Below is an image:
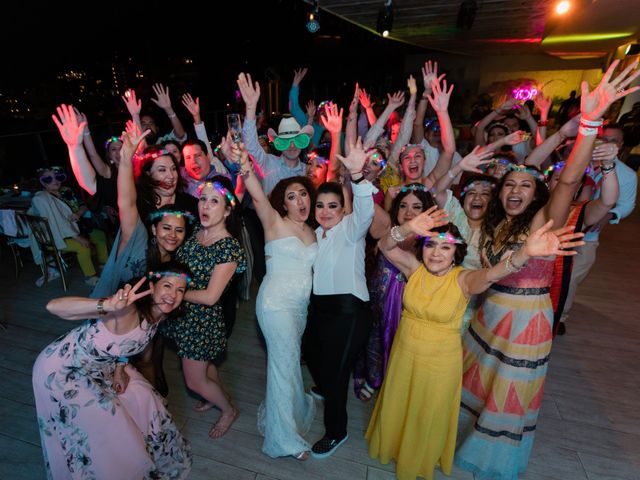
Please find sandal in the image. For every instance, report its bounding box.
[209,408,239,439]
[292,451,310,461]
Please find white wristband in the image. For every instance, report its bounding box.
[580,118,603,127]
[579,126,599,136]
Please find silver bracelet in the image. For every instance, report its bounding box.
[168,113,177,119]
[390,225,406,243]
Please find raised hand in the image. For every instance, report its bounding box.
[52,104,86,146]
[349,83,360,118]
[181,93,200,118]
[292,68,308,86]
[320,103,344,134]
[73,107,88,126]
[581,59,640,121]
[237,73,261,107]
[306,100,316,119]
[359,88,374,109]
[534,91,552,119]
[408,75,418,96]
[336,137,373,175]
[458,146,494,173]
[503,130,530,146]
[405,206,448,237]
[559,115,580,138]
[515,103,533,121]
[120,127,149,162]
[387,91,405,110]
[150,83,173,111]
[592,142,619,164]
[496,98,518,115]
[224,135,245,164]
[524,221,585,258]
[421,60,441,93]
[104,277,153,313]
[425,77,454,113]
[121,89,141,116]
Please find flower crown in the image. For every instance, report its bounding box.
[423,232,466,245]
[147,270,193,285]
[399,184,427,193]
[197,181,236,207]
[134,148,170,164]
[461,180,495,197]
[149,210,196,224]
[399,144,425,158]
[506,164,547,183]
[544,161,592,178]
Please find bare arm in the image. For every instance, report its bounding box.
[412,61,441,144]
[432,146,493,206]
[75,109,111,179]
[534,92,552,145]
[474,98,518,147]
[184,262,237,306]
[525,116,578,168]
[320,103,344,182]
[359,88,377,126]
[369,204,391,240]
[345,84,360,155]
[423,77,455,186]
[363,91,404,149]
[151,83,186,140]
[583,148,620,227]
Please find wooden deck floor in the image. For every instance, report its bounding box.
[1,211,639,480]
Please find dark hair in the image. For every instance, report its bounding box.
[146,204,192,270]
[482,167,549,248]
[316,181,344,207]
[182,138,208,154]
[136,147,186,215]
[308,144,330,163]
[459,174,497,197]
[602,122,624,135]
[416,223,467,266]
[388,184,435,226]
[134,260,193,325]
[197,175,241,239]
[487,122,509,136]
[161,140,183,163]
[268,176,317,227]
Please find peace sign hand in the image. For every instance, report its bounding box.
[104,277,152,313]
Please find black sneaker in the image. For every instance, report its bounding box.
[557,323,566,336]
[309,385,324,401]
[311,435,349,459]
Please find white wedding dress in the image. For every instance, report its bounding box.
[256,236,318,457]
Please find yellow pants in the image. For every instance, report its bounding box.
[63,229,108,277]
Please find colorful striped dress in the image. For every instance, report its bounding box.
[455,243,554,480]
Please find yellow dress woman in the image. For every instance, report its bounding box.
[366,209,583,480]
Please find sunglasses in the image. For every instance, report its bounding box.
[40,173,67,184]
[273,134,310,151]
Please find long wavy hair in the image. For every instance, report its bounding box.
[269,176,317,227]
[146,204,193,270]
[388,183,435,226]
[135,147,185,216]
[481,168,549,248]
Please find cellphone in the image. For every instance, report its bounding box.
[227,114,242,144]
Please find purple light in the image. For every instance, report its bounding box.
[512,87,538,101]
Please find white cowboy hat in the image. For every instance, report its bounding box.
[267,117,314,142]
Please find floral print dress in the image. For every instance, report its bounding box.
[32,318,191,480]
[162,234,246,361]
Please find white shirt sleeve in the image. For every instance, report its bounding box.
[344,181,377,242]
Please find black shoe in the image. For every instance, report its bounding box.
[309,385,324,401]
[557,323,566,336]
[311,435,349,459]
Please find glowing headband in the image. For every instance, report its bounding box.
[147,270,193,285]
[308,151,329,165]
[399,144,424,158]
[104,136,122,149]
[506,164,547,183]
[544,161,591,177]
[134,148,170,163]
[461,180,495,197]
[148,210,196,224]
[423,232,466,245]
[369,151,387,169]
[399,184,427,193]
[317,100,334,112]
[197,181,237,207]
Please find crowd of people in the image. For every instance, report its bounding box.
[30,57,638,480]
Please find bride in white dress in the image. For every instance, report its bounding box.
[226,140,318,460]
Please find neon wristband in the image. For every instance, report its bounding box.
[580,118,603,127]
[116,356,129,364]
[578,126,599,136]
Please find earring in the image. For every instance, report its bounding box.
[151,237,157,245]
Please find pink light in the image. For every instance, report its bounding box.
[480,38,542,44]
[513,87,538,101]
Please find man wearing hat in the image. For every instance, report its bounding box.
[237,73,313,195]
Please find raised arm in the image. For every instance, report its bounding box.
[389,76,418,169]
[412,61,441,144]
[238,72,275,170]
[74,108,112,179]
[474,98,518,147]
[460,221,584,296]
[321,103,344,182]
[52,104,96,195]
[151,83,186,140]
[537,59,640,229]
[364,91,404,149]
[289,68,309,126]
[117,127,149,252]
[345,84,360,154]
[515,104,538,149]
[423,77,455,186]
[359,88,377,126]
[533,92,552,145]
[584,150,619,227]
[122,89,143,134]
[378,206,448,278]
[525,116,579,168]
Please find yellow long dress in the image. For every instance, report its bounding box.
[366,264,469,480]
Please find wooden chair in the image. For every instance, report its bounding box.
[18,213,73,292]
[5,210,30,277]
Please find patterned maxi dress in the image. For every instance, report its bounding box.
[32,318,191,479]
[455,242,554,480]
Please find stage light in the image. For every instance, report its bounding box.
[457,0,477,30]
[542,32,634,44]
[377,0,393,38]
[555,1,571,15]
[306,1,320,33]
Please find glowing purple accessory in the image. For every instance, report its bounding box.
[148,210,196,224]
[544,161,591,178]
[147,270,193,285]
[423,232,466,245]
[506,164,547,183]
[197,181,237,207]
[460,180,495,197]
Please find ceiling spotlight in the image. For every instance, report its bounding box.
[555,1,571,15]
[306,1,320,33]
[377,0,393,38]
[457,0,477,30]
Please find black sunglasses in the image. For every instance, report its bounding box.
[40,173,67,184]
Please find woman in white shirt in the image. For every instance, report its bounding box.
[302,138,376,459]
